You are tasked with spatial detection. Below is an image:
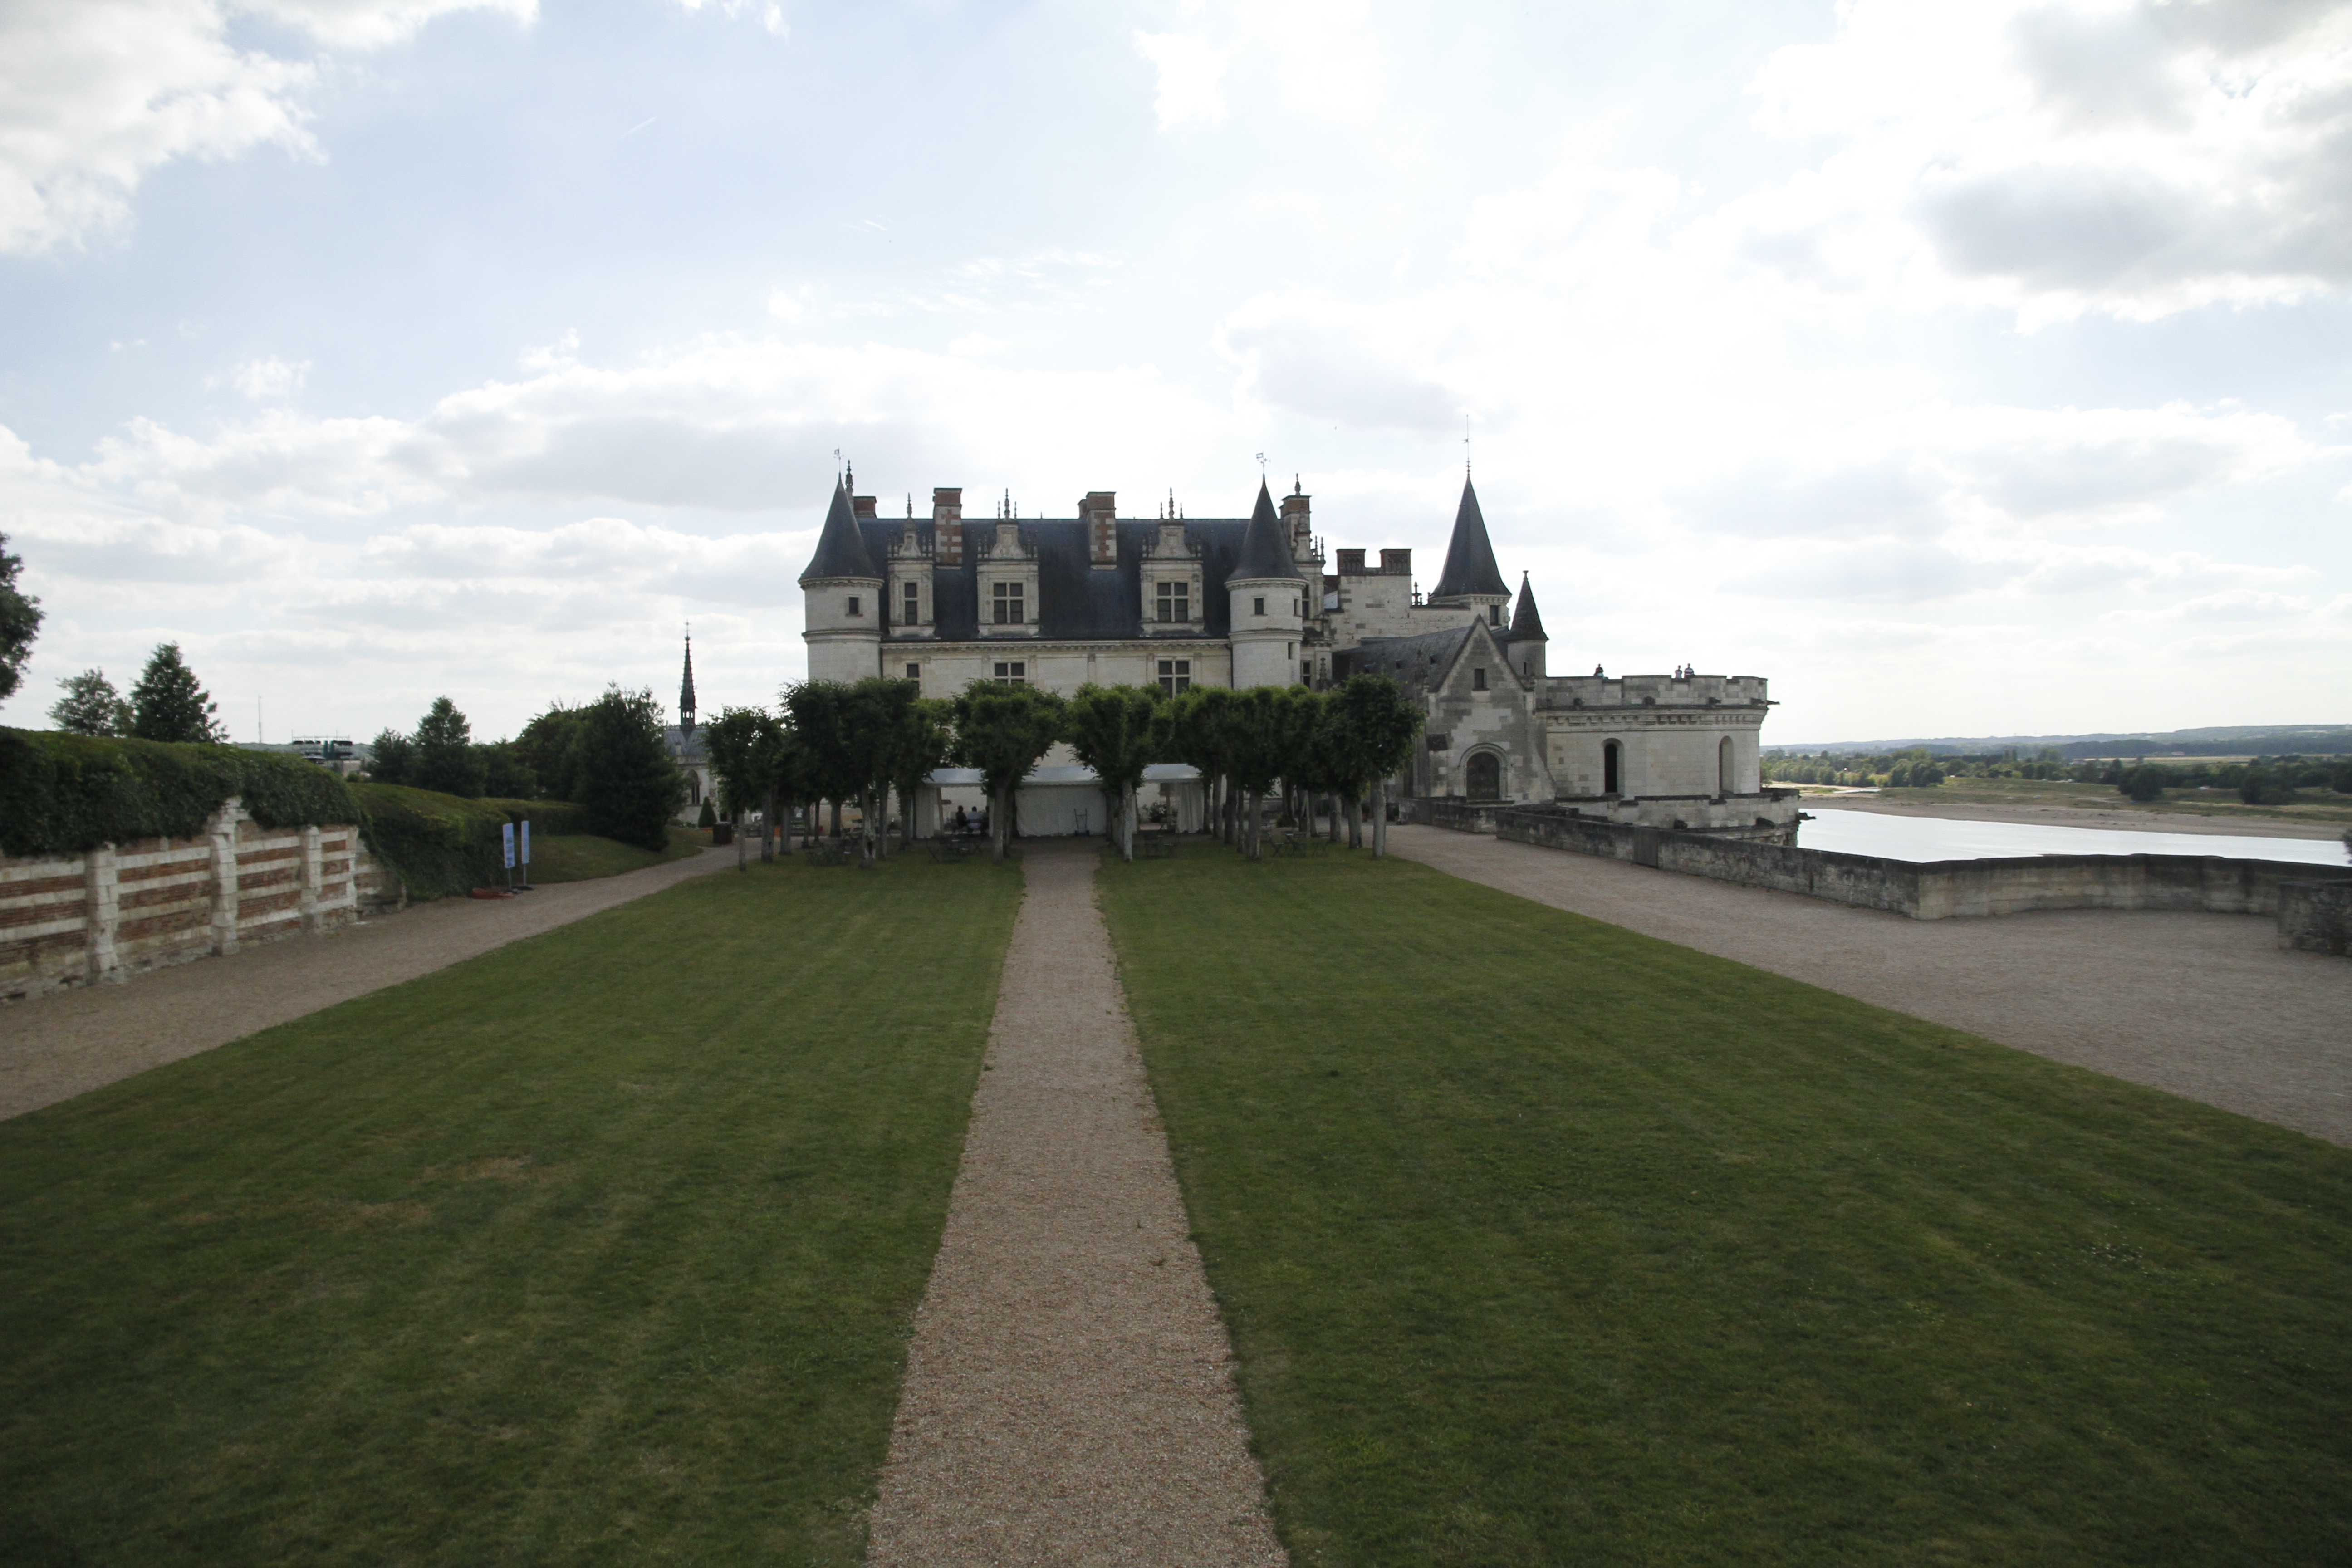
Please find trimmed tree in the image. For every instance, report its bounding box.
[949,682,1066,862]
[0,533,40,703]
[1327,674,1422,858]
[1065,684,1164,861]
[128,643,225,743]
[574,686,681,850]
[703,704,788,866]
[49,669,130,736]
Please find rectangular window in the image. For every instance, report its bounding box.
[1489,604,1502,625]
[1473,666,1487,691]
[847,595,862,617]
[1253,596,1266,616]
[1156,658,1191,696]
[1155,579,1189,623]
[902,580,919,623]
[993,661,1027,686]
[905,662,921,682]
[992,581,1024,625]
[1302,661,1313,682]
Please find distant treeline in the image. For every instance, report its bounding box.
[1761,745,2352,802]
[1773,726,2352,758]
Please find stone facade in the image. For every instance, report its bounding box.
[798,468,1796,834]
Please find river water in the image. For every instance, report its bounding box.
[1795,809,2352,868]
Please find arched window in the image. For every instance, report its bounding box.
[1466,751,1502,799]
[1719,736,1734,796]
[1603,740,1622,796]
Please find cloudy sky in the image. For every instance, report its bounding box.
[2,0,2347,745]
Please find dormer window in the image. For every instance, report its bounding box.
[992,582,1024,625]
[1156,580,1189,623]
[847,595,862,617]
[902,581,919,624]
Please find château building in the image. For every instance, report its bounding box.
[798,469,1797,836]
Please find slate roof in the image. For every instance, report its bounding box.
[1331,624,1480,697]
[1508,572,1547,642]
[799,480,881,581]
[836,514,1276,642]
[1431,475,1509,600]
[1231,480,1303,582]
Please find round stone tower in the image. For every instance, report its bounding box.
[1227,479,1305,689]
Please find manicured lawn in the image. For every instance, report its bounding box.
[0,855,1023,1566]
[1098,848,2352,1566]
[523,824,707,884]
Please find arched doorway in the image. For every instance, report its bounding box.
[1602,740,1622,796]
[1466,751,1502,800]
[1718,736,1734,796]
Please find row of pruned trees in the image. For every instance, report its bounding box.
[701,673,1425,867]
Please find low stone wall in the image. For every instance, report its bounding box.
[0,799,401,1002]
[2278,882,2352,956]
[1402,799,1504,834]
[1483,807,2352,925]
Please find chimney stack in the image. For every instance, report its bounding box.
[933,487,963,566]
[853,495,877,520]
[1080,490,1117,568]
[1380,548,1412,574]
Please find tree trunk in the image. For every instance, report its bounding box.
[1372,777,1388,858]
[860,787,877,867]
[760,786,777,863]
[1346,791,1362,849]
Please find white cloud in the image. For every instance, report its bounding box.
[1738,0,2352,322]
[1134,31,1228,129]
[229,355,309,399]
[669,0,786,39]
[0,0,531,254]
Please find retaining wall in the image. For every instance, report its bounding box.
[1480,807,2352,926]
[2278,882,2352,956]
[0,799,402,1002]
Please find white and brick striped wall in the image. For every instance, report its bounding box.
[1,799,402,1003]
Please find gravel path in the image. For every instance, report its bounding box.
[1387,825,2352,1147]
[0,848,737,1123]
[867,842,1286,1568]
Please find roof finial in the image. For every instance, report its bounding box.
[1255,451,1267,476]
[845,459,854,495]
[1464,414,1471,475]
[906,492,914,519]
[1294,472,1302,495]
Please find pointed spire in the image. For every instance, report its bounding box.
[1431,472,1509,600]
[799,477,881,582]
[1234,477,1301,582]
[678,628,698,734]
[1509,571,1547,641]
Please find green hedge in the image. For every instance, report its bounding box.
[0,730,359,858]
[345,784,593,902]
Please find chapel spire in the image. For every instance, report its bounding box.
[678,629,697,735]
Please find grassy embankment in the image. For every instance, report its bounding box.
[1851,775,2352,828]
[0,854,1023,1566]
[1099,848,2352,1566]
[523,823,706,883]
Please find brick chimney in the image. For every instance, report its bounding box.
[1336,548,1366,574]
[1080,490,1117,568]
[853,495,877,520]
[1380,548,1412,574]
[933,487,963,566]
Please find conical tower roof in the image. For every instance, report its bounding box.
[799,479,880,582]
[1432,474,1509,599]
[678,633,698,732]
[1232,478,1301,582]
[1509,572,1547,641]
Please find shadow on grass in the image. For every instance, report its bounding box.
[1098,849,2352,1567]
[0,854,1024,1567]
